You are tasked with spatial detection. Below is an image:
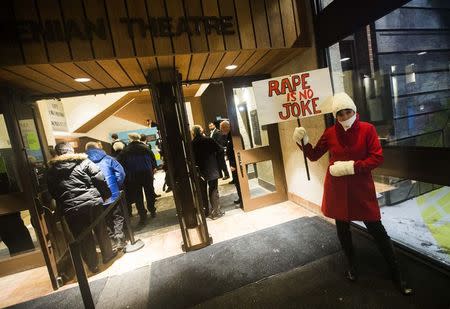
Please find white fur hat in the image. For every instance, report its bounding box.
[331,92,357,118]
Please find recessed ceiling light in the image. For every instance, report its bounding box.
[74,77,91,83]
[225,64,238,70]
[417,51,427,56]
[340,57,350,62]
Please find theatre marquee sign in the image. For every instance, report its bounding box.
[5,16,235,42]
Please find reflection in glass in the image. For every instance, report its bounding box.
[0,210,37,259]
[246,160,276,198]
[360,178,450,267]
[0,114,22,194]
[327,1,450,148]
[233,87,269,150]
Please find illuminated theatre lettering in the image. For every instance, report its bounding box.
[5,16,235,43]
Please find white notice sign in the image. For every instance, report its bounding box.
[252,68,333,126]
[47,100,68,132]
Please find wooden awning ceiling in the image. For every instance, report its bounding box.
[0,49,305,97]
[0,0,309,97]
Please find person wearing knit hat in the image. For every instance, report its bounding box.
[118,132,158,226]
[292,92,413,295]
[47,142,115,273]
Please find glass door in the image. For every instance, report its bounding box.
[223,79,288,211]
[0,94,60,287]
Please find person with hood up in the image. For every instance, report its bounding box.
[85,142,126,250]
[47,142,115,273]
[292,92,413,295]
[118,133,157,227]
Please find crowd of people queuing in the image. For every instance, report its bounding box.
[45,120,239,273]
[44,92,414,295]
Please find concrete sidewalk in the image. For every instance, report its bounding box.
[11,217,450,309]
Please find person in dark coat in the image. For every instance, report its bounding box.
[118,133,157,227]
[158,139,172,193]
[47,142,115,273]
[85,142,127,250]
[209,122,230,180]
[191,125,224,219]
[293,93,413,295]
[220,120,242,205]
[0,212,35,256]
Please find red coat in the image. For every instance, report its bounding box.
[300,115,383,221]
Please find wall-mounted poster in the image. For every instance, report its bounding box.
[47,100,68,132]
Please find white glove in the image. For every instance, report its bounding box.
[329,160,355,177]
[293,127,309,145]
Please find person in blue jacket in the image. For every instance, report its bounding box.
[85,141,127,250]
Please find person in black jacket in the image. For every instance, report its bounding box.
[118,133,157,227]
[209,122,230,180]
[191,125,224,219]
[47,142,115,273]
[220,120,242,205]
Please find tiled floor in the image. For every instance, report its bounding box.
[0,172,316,308]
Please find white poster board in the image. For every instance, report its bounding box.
[47,100,68,132]
[252,68,333,126]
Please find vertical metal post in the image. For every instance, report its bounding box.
[120,194,135,244]
[68,243,95,309]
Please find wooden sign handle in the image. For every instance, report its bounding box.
[297,118,311,181]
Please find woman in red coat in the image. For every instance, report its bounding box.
[293,92,412,295]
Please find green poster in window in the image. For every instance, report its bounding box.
[26,132,40,151]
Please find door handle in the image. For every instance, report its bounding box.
[237,152,244,178]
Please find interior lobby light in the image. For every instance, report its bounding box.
[340,57,350,62]
[195,83,209,97]
[417,51,427,55]
[225,64,238,70]
[74,77,91,83]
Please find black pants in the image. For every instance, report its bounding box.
[127,172,156,220]
[0,212,35,255]
[217,153,229,178]
[105,201,125,240]
[232,169,242,203]
[199,178,220,217]
[335,220,402,279]
[65,205,114,270]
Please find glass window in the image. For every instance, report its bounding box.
[233,87,269,150]
[327,1,450,148]
[0,114,22,194]
[326,0,450,266]
[0,210,37,259]
[246,160,276,199]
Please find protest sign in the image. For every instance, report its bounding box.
[252,68,333,126]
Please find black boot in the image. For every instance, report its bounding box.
[336,220,358,281]
[370,228,414,296]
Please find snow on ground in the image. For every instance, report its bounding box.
[355,188,450,267]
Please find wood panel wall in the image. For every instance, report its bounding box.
[0,0,302,67]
